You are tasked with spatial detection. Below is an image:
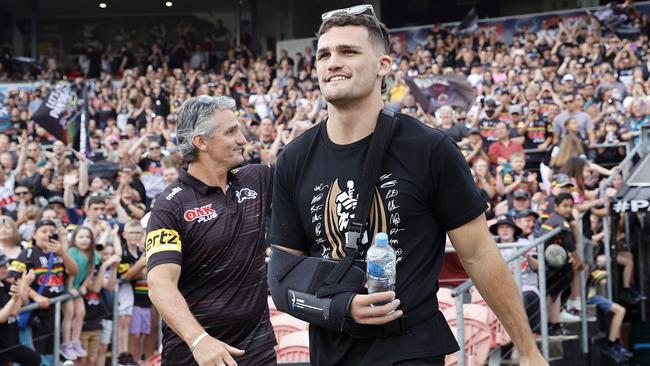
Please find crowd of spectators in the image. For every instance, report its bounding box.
[0,3,648,365]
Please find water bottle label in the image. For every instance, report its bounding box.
[367,262,385,277]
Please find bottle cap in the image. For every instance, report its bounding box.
[375,232,388,246]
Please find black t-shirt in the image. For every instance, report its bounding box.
[478,117,499,149]
[8,243,67,298]
[540,213,576,253]
[118,245,149,307]
[83,265,112,331]
[522,118,553,149]
[436,123,468,143]
[146,165,276,364]
[269,113,488,365]
[0,281,19,350]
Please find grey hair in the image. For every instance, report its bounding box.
[175,95,236,163]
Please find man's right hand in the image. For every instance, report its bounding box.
[192,335,245,366]
[349,291,403,325]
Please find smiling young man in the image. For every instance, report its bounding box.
[268,7,546,366]
[146,95,276,366]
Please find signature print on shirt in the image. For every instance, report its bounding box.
[309,174,404,261]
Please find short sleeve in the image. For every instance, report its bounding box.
[267,151,309,251]
[430,136,488,231]
[145,206,183,272]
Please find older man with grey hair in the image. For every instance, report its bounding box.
[146,95,276,366]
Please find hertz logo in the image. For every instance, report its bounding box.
[145,228,182,261]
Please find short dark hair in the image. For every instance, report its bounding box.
[317,13,390,94]
[317,13,389,54]
[554,192,574,206]
[87,194,106,207]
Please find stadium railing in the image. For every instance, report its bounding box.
[446,226,561,364]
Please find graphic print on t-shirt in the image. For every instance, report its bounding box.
[311,173,403,261]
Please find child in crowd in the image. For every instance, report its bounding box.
[61,226,100,361]
[0,254,39,366]
[538,193,584,337]
[78,244,121,366]
[117,220,147,364]
[8,219,79,366]
[496,152,538,198]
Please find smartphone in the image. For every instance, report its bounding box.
[49,232,59,242]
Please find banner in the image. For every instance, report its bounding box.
[404,75,476,113]
[32,84,88,153]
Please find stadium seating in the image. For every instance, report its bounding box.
[276,330,310,363]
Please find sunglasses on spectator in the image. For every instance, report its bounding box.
[321,4,386,42]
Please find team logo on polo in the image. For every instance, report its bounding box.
[184,204,218,223]
[236,188,258,203]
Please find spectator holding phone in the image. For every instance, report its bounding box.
[0,258,39,366]
[7,219,78,365]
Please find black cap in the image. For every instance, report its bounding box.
[489,215,523,236]
[47,196,65,207]
[34,219,57,231]
[513,189,531,200]
[516,208,539,219]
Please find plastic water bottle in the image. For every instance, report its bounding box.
[366,232,396,306]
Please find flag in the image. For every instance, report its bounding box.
[455,7,478,35]
[404,75,476,113]
[588,3,641,39]
[32,84,89,154]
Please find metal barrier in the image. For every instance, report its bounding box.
[449,227,561,365]
[16,292,81,366]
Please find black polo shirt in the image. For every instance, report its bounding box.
[146,164,276,365]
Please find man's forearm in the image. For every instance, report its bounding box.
[149,280,205,346]
[460,246,539,357]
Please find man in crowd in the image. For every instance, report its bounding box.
[268,8,545,366]
[146,95,276,365]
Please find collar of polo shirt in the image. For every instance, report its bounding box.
[178,169,241,194]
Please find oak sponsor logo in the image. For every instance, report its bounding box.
[183,204,217,223]
[145,228,182,261]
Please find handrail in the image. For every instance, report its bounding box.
[17,293,80,313]
[451,226,560,365]
[445,241,536,253]
[451,227,561,297]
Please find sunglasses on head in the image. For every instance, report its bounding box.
[321,4,386,43]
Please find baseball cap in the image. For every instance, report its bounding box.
[510,105,523,115]
[561,74,575,84]
[513,189,531,200]
[553,173,574,188]
[517,208,539,219]
[34,219,57,231]
[48,196,65,207]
